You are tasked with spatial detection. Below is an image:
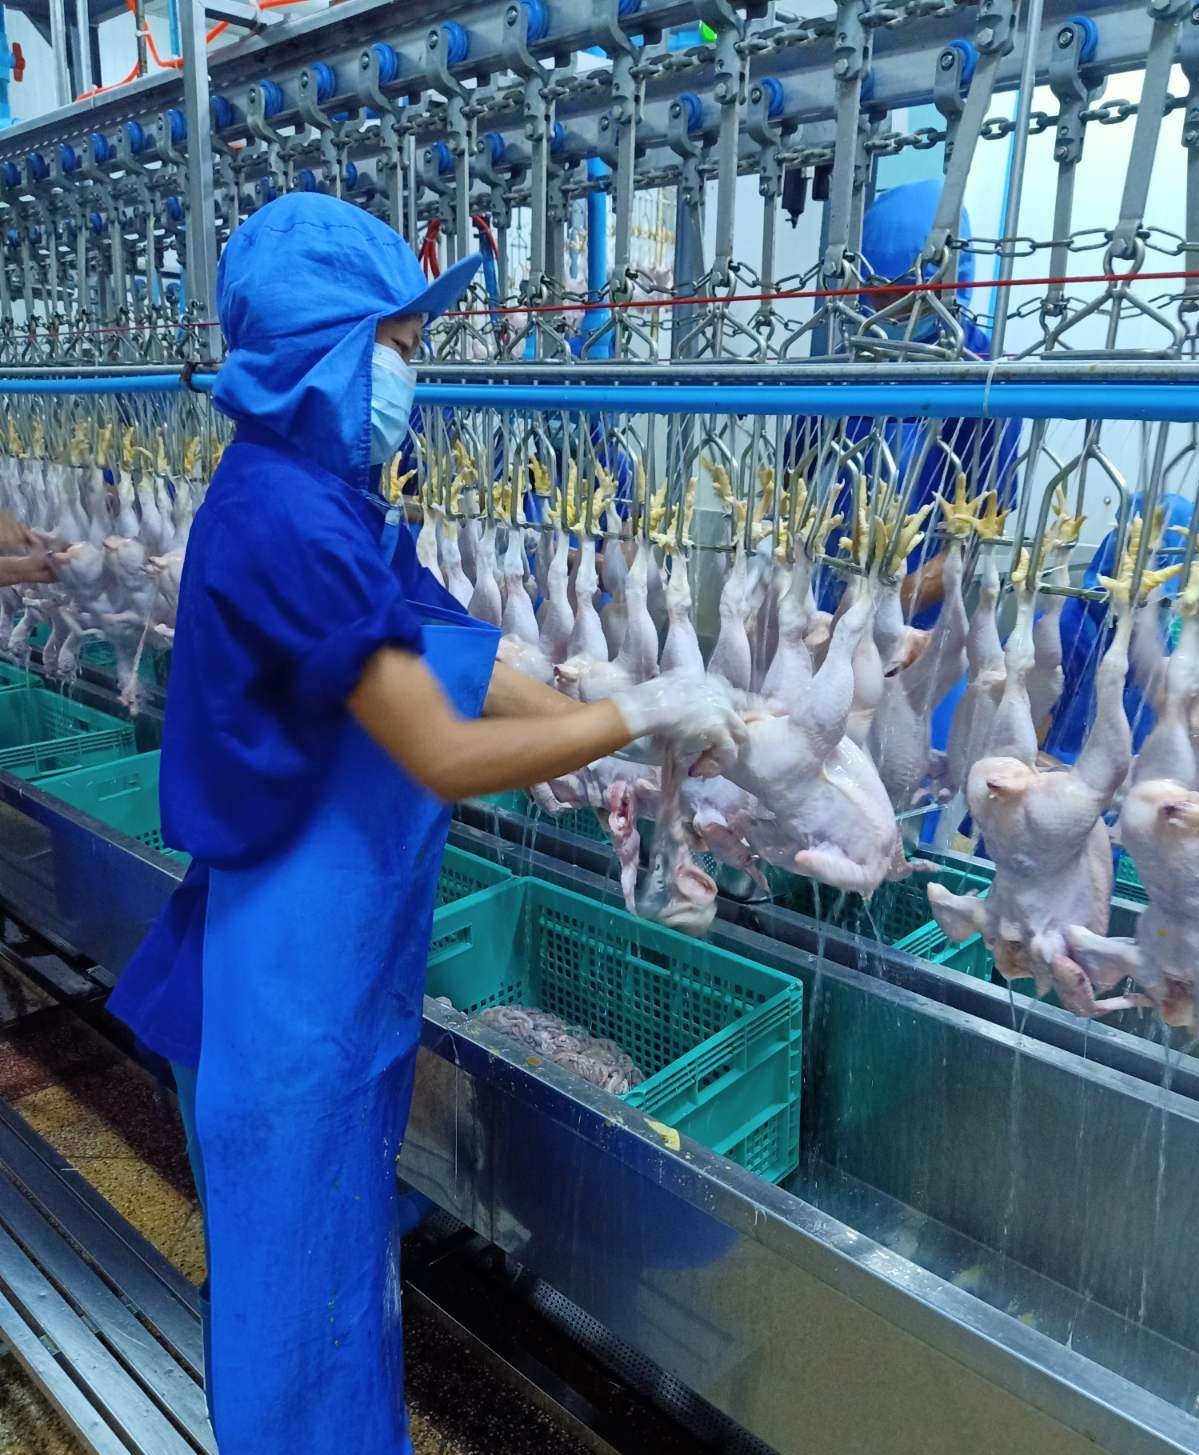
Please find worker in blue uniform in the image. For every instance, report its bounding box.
[105,194,743,1455]
[794,179,1021,628]
[860,182,1020,628]
[788,180,1021,783]
[1044,490,1195,762]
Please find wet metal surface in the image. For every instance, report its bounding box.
[2,782,1199,1451]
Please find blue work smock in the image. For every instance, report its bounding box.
[107,193,484,1068]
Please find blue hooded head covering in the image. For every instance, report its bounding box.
[861,179,975,303]
[212,194,481,492]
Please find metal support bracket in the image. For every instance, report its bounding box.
[181,0,219,361]
[1110,0,1192,259]
[695,0,746,287]
[425,26,474,265]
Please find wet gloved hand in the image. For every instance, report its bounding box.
[613,672,746,765]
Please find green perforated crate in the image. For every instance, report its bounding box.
[477,790,611,843]
[1114,850,1148,906]
[0,687,134,779]
[0,660,33,688]
[37,750,189,863]
[891,862,994,980]
[40,750,516,897]
[426,877,804,1182]
[436,846,511,904]
[79,638,169,686]
[768,853,988,955]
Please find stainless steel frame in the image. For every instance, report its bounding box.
[1,771,1197,1453]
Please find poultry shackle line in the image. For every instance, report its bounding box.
[9,389,1199,1035]
[439,268,1199,321]
[26,264,1199,341]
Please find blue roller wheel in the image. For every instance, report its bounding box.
[521,0,548,43]
[440,20,470,63]
[371,42,399,84]
[1069,14,1099,62]
[944,38,978,88]
[258,79,284,118]
[310,62,337,103]
[759,76,784,119]
[678,91,703,132]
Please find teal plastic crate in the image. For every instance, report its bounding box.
[436,846,512,905]
[892,861,994,980]
[426,877,804,1182]
[479,790,611,843]
[1114,849,1148,907]
[0,659,34,688]
[79,637,169,686]
[0,686,134,779]
[37,750,189,864]
[40,749,517,898]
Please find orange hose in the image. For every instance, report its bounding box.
[76,59,140,100]
[75,0,303,100]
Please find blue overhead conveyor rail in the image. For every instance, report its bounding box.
[3,374,1199,423]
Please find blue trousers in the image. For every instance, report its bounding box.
[171,1058,435,1435]
[171,1062,215,1429]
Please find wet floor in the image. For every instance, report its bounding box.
[0,989,591,1455]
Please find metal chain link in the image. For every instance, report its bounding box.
[863,95,1186,164]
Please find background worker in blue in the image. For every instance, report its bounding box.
[791,179,1022,630]
[1044,490,1196,762]
[105,194,742,1455]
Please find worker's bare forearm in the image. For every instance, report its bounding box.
[349,647,629,800]
[420,701,630,798]
[483,660,583,719]
[0,554,53,586]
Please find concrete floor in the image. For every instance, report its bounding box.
[0,982,590,1455]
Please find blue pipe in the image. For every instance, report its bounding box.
[0,7,13,128]
[166,0,182,59]
[4,375,1199,424]
[585,157,613,359]
[0,375,211,395]
[414,381,1199,423]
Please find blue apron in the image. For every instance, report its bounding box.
[194,606,496,1454]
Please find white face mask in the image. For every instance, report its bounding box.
[369,343,416,465]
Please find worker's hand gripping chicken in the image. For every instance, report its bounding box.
[106,194,743,1455]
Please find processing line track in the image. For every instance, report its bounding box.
[0,1068,756,1455]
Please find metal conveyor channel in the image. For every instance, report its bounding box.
[0,1097,213,1455]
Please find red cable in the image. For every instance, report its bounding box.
[419,220,443,279]
[34,266,1199,337]
[471,215,499,259]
